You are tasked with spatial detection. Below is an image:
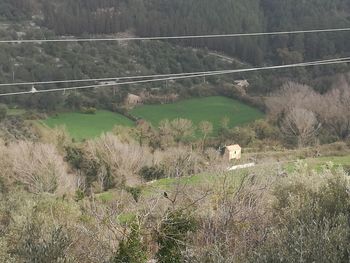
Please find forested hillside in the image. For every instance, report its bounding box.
[0,0,349,109]
[4,0,350,65]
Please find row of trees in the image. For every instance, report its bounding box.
[266,78,350,147]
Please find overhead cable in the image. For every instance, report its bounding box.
[0,57,348,88]
[0,57,348,97]
[0,27,350,44]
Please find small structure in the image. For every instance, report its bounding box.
[125,93,143,106]
[30,86,37,94]
[225,144,242,161]
[234,79,250,88]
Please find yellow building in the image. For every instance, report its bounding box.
[225,144,242,160]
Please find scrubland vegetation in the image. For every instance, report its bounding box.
[1,82,350,261]
[1,128,350,262]
[1,70,350,263]
[1,0,350,262]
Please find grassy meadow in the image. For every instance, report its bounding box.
[131,96,264,132]
[41,96,264,140]
[43,110,134,140]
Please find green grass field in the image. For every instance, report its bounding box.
[43,110,134,140]
[131,96,264,131]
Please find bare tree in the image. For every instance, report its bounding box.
[266,82,322,120]
[320,78,350,139]
[159,118,195,146]
[266,82,325,146]
[154,146,205,178]
[8,141,76,194]
[85,134,151,189]
[281,107,321,147]
[267,80,350,141]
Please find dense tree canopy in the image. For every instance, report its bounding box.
[12,0,348,65]
[0,0,349,110]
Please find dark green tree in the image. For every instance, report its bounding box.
[156,210,197,263]
[112,223,147,263]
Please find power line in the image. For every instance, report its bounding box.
[0,57,348,97]
[1,27,350,44]
[0,71,230,87]
[0,57,348,88]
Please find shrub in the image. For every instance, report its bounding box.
[139,165,166,182]
[250,119,279,140]
[125,186,142,202]
[249,172,350,262]
[83,134,150,191]
[112,223,147,263]
[156,210,197,263]
[80,106,97,114]
[8,141,76,194]
[231,126,256,147]
[15,222,72,263]
[155,147,205,178]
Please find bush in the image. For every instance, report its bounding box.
[156,210,197,263]
[8,141,76,194]
[249,172,350,262]
[83,134,150,191]
[125,186,142,202]
[15,222,72,263]
[139,165,166,182]
[231,126,256,147]
[156,147,205,178]
[80,106,97,114]
[112,223,147,263]
[250,119,279,140]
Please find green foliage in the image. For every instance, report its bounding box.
[131,96,264,134]
[64,145,84,170]
[231,126,256,147]
[15,223,72,263]
[139,165,166,182]
[125,186,142,202]
[80,106,97,115]
[74,189,85,201]
[38,0,350,66]
[250,119,279,141]
[250,173,350,262]
[112,223,147,263]
[65,144,115,191]
[156,210,197,263]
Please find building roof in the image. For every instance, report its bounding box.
[226,144,241,151]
